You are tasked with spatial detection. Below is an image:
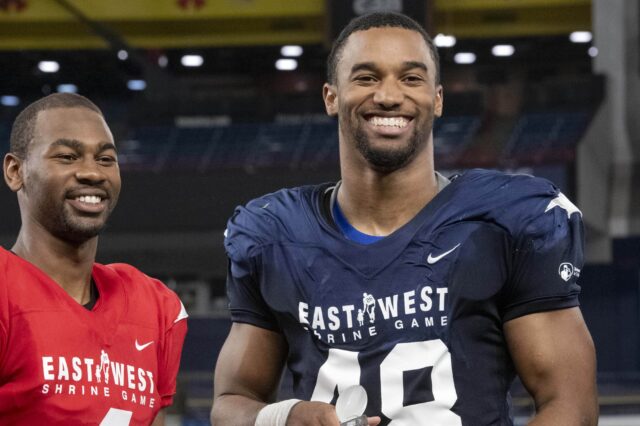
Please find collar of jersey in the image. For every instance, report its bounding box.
[312,173,457,278]
[332,198,385,245]
[328,172,451,246]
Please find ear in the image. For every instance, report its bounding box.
[434,85,444,118]
[4,153,24,193]
[322,83,339,117]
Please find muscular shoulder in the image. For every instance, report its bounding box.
[97,263,188,326]
[0,247,19,276]
[460,169,560,206]
[455,169,581,243]
[0,248,47,307]
[0,248,11,336]
[224,184,327,259]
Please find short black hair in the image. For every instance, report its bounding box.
[327,11,440,85]
[9,93,103,159]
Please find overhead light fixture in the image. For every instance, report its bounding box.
[158,55,169,68]
[281,45,303,57]
[588,46,598,57]
[127,79,147,91]
[275,58,298,71]
[569,31,592,43]
[38,61,60,73]
[117,50,129,61]
[181,54,203,67]
[57,84,78,93]
[434,34,456,48]
[454,52,476,64]
[1,95,20,106]
[491,44,515,57]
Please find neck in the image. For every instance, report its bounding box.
[12,223,98,305]
[338,143,438,236]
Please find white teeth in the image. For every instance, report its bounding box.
[370,116,409,128]
[76,195,101,204]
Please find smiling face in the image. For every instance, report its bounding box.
[14,107,121,243]
[323,27,443,173]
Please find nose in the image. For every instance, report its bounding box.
[373,78,404,108]
[75,158,106,184]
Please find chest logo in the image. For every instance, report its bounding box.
[135,339,154,351]
[359,292,376,325]
[427,243,461,265]
[97,349,110,384]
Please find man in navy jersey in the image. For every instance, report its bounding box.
[212,12,598,426]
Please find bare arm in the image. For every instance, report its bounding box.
[211,323,381,426]
[504,307,598,425]
[211,323,288,425]
[151,409,165,426]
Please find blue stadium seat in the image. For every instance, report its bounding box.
[165,127,223,171]
[433,115,481,160]
[118,125,176,171]
[293,121,339,169]
[504,111,591,163]
[206,123,261,169]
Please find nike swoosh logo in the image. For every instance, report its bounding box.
[135,340,154,351]
[427,243,461,264]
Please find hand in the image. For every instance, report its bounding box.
[286,401,381,426]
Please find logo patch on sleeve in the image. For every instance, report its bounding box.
[558,262,581,282]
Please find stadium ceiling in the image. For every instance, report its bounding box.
[0,0,594,104]
[0,0,591,49]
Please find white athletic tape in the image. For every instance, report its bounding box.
[255,399,302,426]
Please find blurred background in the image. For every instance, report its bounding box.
[0,0,638,424]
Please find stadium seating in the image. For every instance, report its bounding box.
[433,115,482,167]
[0,109,591,172]
[118,125,177,172]
[503,110,592,164]
[112,115,489,172]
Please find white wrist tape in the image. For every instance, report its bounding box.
[255,399,302,426]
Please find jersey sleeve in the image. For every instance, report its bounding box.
[501,191,584,322]
[0,320,5,363]
[155,281,189,407]
[0,255,7,363]
[224,205,280,331]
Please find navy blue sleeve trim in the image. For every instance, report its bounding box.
[502,294,580,322]
[229,310,281,332]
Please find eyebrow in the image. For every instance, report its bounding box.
[350,60,428,76]
[401,61,428,73]
[50,138,118,154]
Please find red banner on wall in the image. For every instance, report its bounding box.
[176,0,205,10]
[0,0,28,12]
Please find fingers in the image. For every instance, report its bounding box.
[287,401,381,426]
[287,401,340,426]
[367,416,382,426]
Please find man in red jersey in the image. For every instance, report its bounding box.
[0,93,188,425]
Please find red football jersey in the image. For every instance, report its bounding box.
[0,247,188,425]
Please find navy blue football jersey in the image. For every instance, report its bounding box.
[224,169,583,425]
